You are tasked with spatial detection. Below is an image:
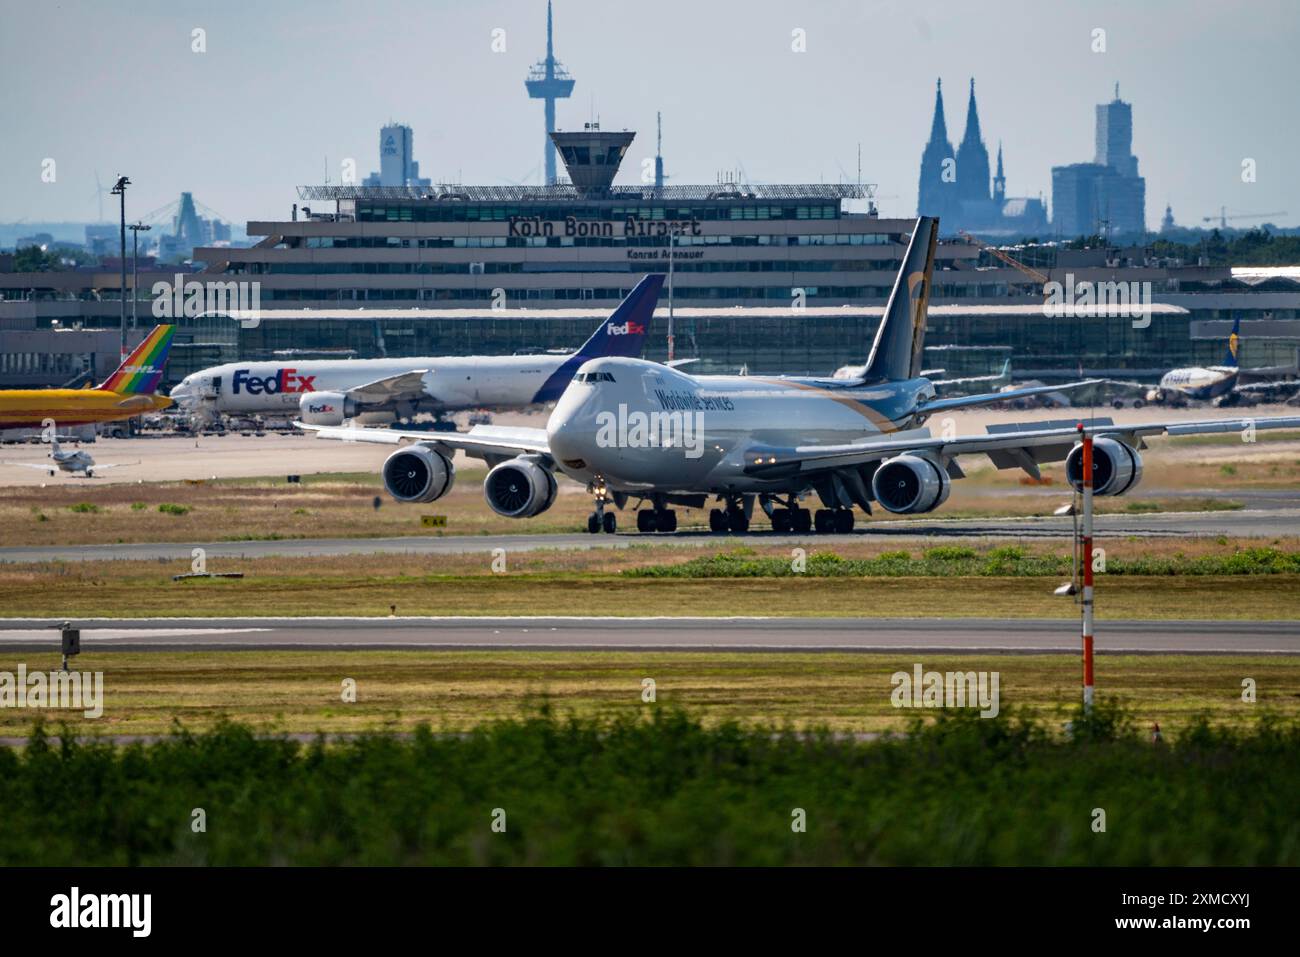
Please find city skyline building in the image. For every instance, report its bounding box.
[917,78,1047,237]
[1052,87,1146,239]
[362,123,431,189]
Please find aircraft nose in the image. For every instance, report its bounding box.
[543,408,574,455]
[546,408,582,462]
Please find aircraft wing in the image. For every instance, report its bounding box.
[297,421,551,461]
[1094,377,1150,392]
[1235,379,1300,395]
[931,372,1000,388]
[342,370,432,404]
[87,461,140,471]
[744,414,1300,479]
[0,461,57,473]
[916,379,1102,416]
[1237,364,1300,385]
[931,359,1011,389]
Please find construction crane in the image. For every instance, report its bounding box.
[1202,207,1288,228]
[958,230,1051,296]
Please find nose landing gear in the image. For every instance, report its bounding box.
[587,510,617,533]
[586,482,618,534]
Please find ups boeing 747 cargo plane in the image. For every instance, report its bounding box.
[301,217,1300,534]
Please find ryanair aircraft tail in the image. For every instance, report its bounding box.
[863,216,938,382]
[1222,315,1241,368]
[99,325,175,395]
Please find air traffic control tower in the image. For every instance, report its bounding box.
[549,127,635,193]
[525,1,575,186]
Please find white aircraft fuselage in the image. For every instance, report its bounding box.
[171,355,571,416]
[1157,366,1239,401]
[170,274,664,423]
[545,358,936,494]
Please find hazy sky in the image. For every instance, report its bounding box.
[3,0,1297,229]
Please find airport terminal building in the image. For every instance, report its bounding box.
[1,129,1298,386]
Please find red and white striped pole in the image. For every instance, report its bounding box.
[1080,426,1095,711]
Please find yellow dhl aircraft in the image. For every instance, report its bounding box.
[0,325,174,430]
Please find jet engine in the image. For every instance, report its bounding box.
[1065,436,1143,496]
[298,391,358,426]
[483,456,557,518]
[382,445,455,503]
[871,453,952,514]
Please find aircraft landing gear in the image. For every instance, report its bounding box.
[710,496,751,534]
[813,508,855,534]
[770,508,790,533]
[637,506,677,533]
[765,495,811,534]
[770,507,812,533]
[587,484,617,534]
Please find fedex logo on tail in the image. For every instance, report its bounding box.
[232,368,317,396]
[607,320,645,336]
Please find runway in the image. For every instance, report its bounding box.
[0,616,1296,654]
[1,507,1296,564]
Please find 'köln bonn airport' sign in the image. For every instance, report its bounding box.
[507,215,704,239]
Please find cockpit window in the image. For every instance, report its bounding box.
[575,371,616,383]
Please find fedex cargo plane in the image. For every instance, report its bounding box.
[170,275,662,426]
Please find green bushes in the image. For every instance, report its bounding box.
[0,707,1296,865]
[157,503,190,516]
